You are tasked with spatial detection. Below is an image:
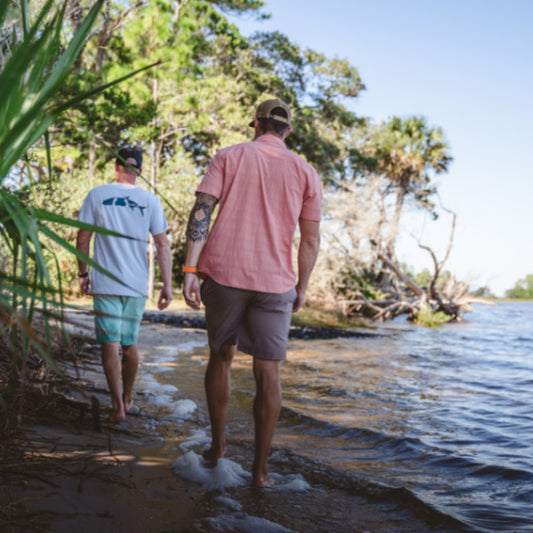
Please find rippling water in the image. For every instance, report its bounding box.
[141,302,533,532]
[278,302,533,531]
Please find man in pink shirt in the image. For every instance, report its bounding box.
[182,98,321,488]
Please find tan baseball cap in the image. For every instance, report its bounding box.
[249,98,292,127]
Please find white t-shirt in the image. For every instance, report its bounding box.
[78,182,168,296]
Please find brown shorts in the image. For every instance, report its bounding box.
[200,277,296,361]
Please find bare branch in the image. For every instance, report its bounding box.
[377,252,424,296]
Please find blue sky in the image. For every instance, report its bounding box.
[230,0,532,295]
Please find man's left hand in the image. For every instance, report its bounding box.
[79,276,90,295]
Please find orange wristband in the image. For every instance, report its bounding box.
[182,265,198,273]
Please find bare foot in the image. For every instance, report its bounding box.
[123,397,133,413]
[252,473,273,488]
[108,409,126,423]
[252,461,273,488]
[202,444,226,467]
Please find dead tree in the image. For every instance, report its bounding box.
[342,207,475,322]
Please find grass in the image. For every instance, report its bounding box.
[492,297,533,303]
[414,306,453,327]
[291,306,371,330]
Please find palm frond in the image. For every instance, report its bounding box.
[0,0,104,181]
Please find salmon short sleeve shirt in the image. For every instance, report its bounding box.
[196,134,322,293]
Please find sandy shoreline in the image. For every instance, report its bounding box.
[1,309,466,532]
[1,310,210,532]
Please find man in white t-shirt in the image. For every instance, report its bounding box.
[76,148,172,423]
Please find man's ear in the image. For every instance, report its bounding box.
[284,126,292,139]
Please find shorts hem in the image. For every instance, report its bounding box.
[250,354,286,361]
[96,339,138,346]
[237,346,286,361]
[96,336,120,344]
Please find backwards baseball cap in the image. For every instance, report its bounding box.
[248,98,292,127]
[116,147,142,170]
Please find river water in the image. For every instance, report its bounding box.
[138,302,533,532]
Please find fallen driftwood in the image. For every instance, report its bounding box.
[340,254,480,323]
[336,206,485,323]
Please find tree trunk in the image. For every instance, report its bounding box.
[147,139,157,302]
[147,75,158,302]
[386,184,406,257]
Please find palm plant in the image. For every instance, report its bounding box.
[0,0,154,430]
[374,116,453,258]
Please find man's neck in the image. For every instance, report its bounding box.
[115,172,136,185]
[255,131,286,142]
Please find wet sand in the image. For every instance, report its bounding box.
[1,310,207,532]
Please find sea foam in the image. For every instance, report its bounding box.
[214,495,242,511]
[140,375,178,394]
[171,399,197,420]
[173,448,311,493]
[201,513,294,532]
[179,428,210,451]
[269,472,310,491]
[173,450,250,490]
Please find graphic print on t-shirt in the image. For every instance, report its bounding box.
[102,196,147,215]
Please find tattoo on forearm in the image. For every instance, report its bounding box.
[187,196,217,242]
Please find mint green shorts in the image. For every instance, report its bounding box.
[93,295,147,346]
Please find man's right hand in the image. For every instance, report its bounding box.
[79,276,90,295]
[158,285,173,310]
[293,284,306,312]
[183,273,202,309]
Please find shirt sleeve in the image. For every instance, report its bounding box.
[77,190,95,224]
[196,150,225,200]
[300,167,322,221]
[149,195,168,236]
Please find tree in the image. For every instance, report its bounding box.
[29,0,270,291]
[472,286,495,298]
[29,0,373,295]
[372,116,453,258]
[8,0,462,326]
[505,274,533,299]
